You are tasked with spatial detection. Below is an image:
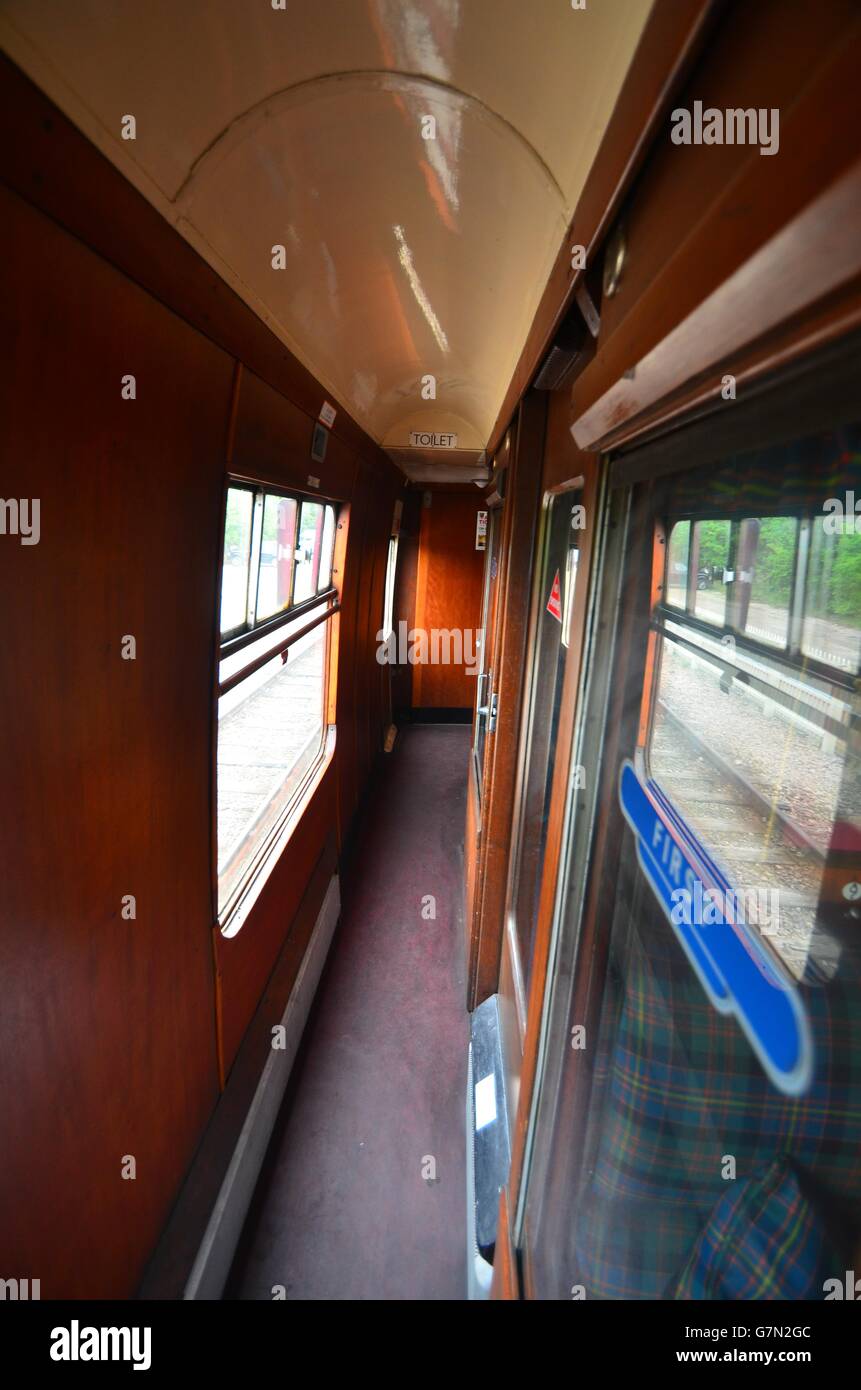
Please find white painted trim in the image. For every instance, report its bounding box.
[184,873,341,1299]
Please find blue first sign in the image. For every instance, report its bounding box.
[619,760,812,1096]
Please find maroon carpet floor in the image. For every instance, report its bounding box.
[229,724,470,1300]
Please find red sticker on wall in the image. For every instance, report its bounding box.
[547,568,562,621]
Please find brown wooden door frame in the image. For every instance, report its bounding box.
[463,482,506,1001]
[500,469,588,1050]
[464,395,547,1009]
[504,448,604,1210]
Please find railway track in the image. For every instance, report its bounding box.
[650,700,828,981]
[656,701,826,865]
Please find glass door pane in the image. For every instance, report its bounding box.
[507,489,583,992]
[220,486,254,635]
[256,494,297,623]
[523,421,861,1302]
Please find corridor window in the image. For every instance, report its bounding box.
[293,500,325,604]
[665,519,690,609]
[803,513,861,672]
[216,483,339,925]
[382,536,398,638]
[256,494,297,623]
[220,486,254,634]
[692,519,731,626]
[651,490,858,980]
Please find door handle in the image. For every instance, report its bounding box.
[476,670,488,718]
[477,688,498,730]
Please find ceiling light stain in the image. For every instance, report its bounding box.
[393,223,450,355]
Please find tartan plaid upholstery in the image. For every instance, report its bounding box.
[573,901,861,1300]
[672,1156,840,1300]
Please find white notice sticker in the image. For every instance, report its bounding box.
[319,400,337,428]
[475,1073,497,1131]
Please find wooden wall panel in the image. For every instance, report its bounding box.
[0,185,229,1298]
[596,0,858,348]
[230,367,358,502]
[140,829,338,1297]
[570,0,861,451]
[215,765,338,1074]
[1,70,403,1296]
[412,491,485,709]
[0,54,384,470]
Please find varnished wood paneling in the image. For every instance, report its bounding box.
[140,831,337,1296]
[1,69,403,1297]
[413,492,485,709]
[571,2,861,449]
[468,397,545,1007]
[0,53,384,471]
[0,185,229,1298]
[231,368,359,502]
[215,766,339,1075]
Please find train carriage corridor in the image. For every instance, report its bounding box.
[2,0,861,1344]
[228,725,470,1300]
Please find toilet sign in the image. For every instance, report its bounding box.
[409,431,458,448]
[476,510,488,551]
[547,569,562,621]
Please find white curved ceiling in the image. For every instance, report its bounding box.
[1,0,652,469]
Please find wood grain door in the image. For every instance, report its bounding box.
[464,500,504,979]
[463,398,548,1009]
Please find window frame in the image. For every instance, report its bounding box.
[659,508,856,691]
[644,496,859,804]
[220,482,338,649]
[382,535,399,639]
[215,478,342,932]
